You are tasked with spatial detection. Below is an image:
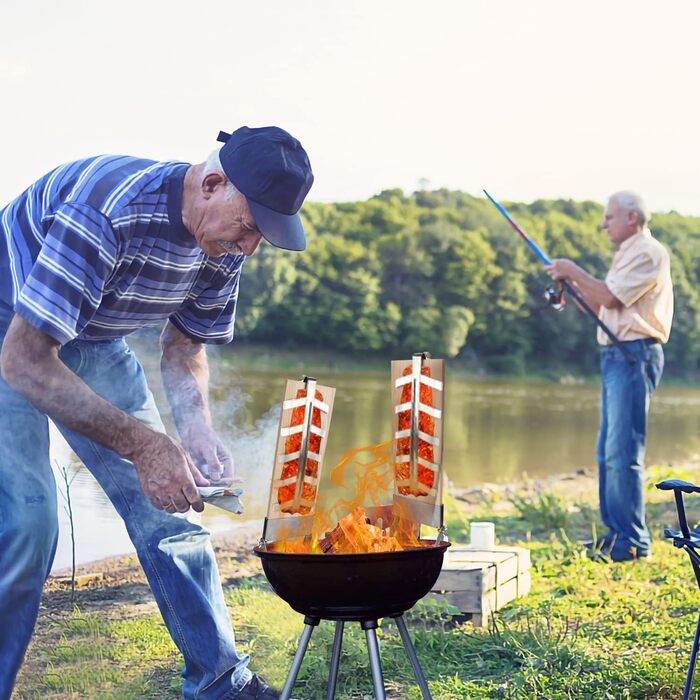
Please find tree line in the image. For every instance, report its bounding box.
[235,189,700,378]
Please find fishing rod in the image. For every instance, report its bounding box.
[483,189,636,365]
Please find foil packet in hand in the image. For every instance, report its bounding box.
[198,481,244,515]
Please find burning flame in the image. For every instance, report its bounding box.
[271,441,426,554]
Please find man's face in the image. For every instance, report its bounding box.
[601,199,639,247]
[193,173,263,257]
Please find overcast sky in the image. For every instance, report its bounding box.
[2,1,699,215]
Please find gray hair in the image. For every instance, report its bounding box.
[202,148,239,201]
[608,190,650,227]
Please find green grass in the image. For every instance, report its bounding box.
[508,491,572,532]
[16,465,700,699]
[220,545,696,699]
[28,609,180,699]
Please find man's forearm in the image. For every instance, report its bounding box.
[160,322,233,482]
[547,259,620,311]
[568,280,601,316]
[0,317,154,461]
[160,322,212,439]
[565,266,620,310]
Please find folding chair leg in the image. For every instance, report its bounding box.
[683,612,700,700]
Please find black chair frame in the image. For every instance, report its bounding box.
[657,479,700,700]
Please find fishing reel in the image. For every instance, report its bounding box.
[544,283,566,311]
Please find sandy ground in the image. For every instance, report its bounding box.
[42,521,264,617]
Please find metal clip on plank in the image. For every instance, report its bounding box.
[409,353,429,498]
[293,376,317,512]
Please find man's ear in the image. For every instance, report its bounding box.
[201,171,227,199]
[628,210,640,228]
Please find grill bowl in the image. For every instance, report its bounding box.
[254,540,450,621]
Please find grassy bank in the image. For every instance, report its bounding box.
[211,340,603,385]
[15,462,700,699]
[209,341,700,386]
[133,331,700,385]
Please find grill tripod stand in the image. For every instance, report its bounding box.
[280,614,433,700]
[657,478,700,700]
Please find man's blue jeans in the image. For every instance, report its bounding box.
[0,302,251,700]
[597,339,664,557]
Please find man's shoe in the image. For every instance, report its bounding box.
[583,532,616,551]
[589,547,651,564]
[610,547,651,563]
[236,675,280,699]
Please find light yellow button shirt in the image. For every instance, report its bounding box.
[598,228,673,345]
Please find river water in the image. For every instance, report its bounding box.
[49,337,700,570]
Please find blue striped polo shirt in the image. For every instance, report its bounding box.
[0,156,244,345]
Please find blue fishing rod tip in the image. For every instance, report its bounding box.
[484,190,510,215]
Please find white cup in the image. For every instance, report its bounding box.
[470,521,495,549]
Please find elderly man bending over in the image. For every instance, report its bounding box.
[0,126,312,700]
[546,191,673,563]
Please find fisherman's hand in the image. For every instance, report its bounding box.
[131,431,207,513]
[180,424,234,484]
[546,259,578,280]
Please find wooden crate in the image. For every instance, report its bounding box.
[429,544,531,626]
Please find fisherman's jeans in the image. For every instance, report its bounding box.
[0,301,250,700]
[597,339,664,557]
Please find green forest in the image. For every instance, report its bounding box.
[236,190,700,378]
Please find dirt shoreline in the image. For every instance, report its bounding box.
[450,466,597,505]
[43,520,263,618]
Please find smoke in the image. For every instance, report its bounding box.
[223,403,281,513]
[49,420,73,465]
[126,334,286,516]
[198,353,280,512]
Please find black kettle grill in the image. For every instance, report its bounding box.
[254,540,450,700]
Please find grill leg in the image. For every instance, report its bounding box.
[682,612,700,700]
[325,620,344,700]
[361,620,386,700]
[281,616,319,700]
[394,615,432,700]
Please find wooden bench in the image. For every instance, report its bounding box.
[429,544,531,626]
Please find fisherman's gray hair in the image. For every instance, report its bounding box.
[203,148,240,202]
[608,191,650,227]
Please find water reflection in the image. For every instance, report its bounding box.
[51,336,700,571]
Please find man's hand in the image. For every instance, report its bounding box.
[545,258,622,310]
[180,424,234,483]
[546,258,579,281]
[160,322,235,484]
[130,432,208,513]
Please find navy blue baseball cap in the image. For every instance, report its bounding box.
[216,126,314,251]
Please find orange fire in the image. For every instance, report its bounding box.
[271,441,426,555]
